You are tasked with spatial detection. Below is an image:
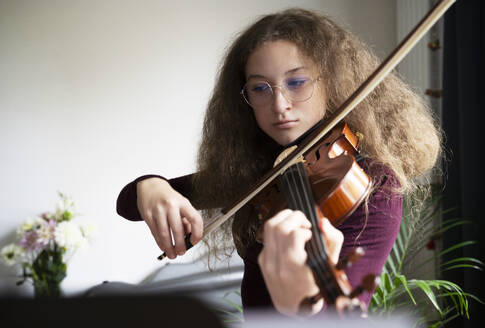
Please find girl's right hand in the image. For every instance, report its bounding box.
[136,177,203,259]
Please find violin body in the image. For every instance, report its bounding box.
[253,122,373,227]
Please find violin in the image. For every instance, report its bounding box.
[252,122,375,312]
[157,0,455,313]
[253,122,372,228]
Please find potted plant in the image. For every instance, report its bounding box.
[368,186,483,327]
[0,192,96,298]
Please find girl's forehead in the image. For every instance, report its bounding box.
[245,40,317,78]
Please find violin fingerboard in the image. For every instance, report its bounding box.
[280,162,341,303]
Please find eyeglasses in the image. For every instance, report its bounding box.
[241,76,321,108]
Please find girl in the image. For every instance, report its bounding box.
[117,8,441,317]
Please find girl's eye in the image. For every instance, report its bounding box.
[250,83,270,93]
[286,78,309,90]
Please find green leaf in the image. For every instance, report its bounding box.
[441,257,484,268]
[223,298,243,313]
[216,308,243,320]
[431,219,472,238]
[439,241,477,257]
[413,280,442,315]
[394,231,404,260]
[394,274,416,305]
[215,290,244,323]
[382,272,393,293]
[442,264,483,271]
[386,252,397,274]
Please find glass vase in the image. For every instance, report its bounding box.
[33,279,61,298]
[31,247,66,298]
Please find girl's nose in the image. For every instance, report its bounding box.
[271,87,291,114]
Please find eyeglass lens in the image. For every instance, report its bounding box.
[243,77,315,107]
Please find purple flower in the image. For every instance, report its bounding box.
[48,219,57,228]
[20,231,41,251]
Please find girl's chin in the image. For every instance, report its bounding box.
[273,133,299,146]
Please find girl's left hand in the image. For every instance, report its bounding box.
[258,209,344,317]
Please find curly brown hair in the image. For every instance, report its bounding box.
[191,8,441,258]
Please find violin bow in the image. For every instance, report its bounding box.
[158,0,456,260]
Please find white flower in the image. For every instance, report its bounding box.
[1,243,25,266]
[16,217,44,237]
[80,222,97,242]
[37,219,57,247]
[54,221,83,250]
[55,193,76,219]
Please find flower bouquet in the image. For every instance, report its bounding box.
[0,192,95,298]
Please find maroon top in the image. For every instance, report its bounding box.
[116,160,402,311]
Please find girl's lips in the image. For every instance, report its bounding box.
[274,120,298,128]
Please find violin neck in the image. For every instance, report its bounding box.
[280,163,325,254]
[280,162,341,304]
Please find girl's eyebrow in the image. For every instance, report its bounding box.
[286,66,307,75]
[246,66,308,80]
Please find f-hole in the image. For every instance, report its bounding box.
[315,147,321,161]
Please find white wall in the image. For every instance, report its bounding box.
[0,0,396,296]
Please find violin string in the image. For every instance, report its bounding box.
[289,165,328,283]
[298,165,327,257]
[281,163,339,301]
[291,164,323,257]
[293,163,340,301]
[289,164,339,301]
